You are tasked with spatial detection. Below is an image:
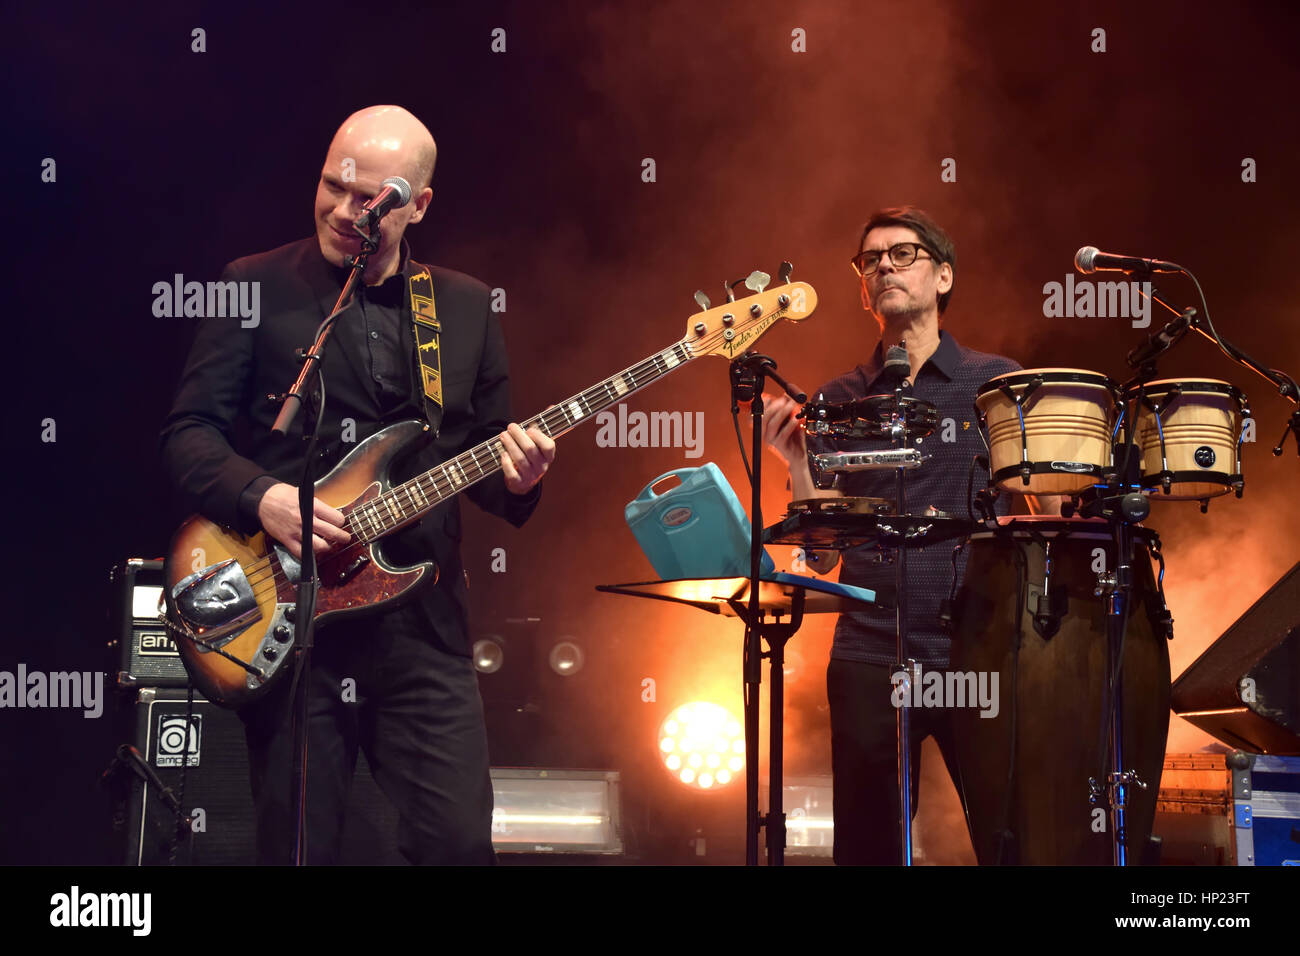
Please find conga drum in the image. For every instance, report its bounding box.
[950,517,1171,865]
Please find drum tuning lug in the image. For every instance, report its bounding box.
[1199,499,1209,514]
[693,290,711,311]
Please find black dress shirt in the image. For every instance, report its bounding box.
[806,330,1019,667]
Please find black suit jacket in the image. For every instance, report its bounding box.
[159,236,540,656]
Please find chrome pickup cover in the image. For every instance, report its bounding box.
[170,558,262,648]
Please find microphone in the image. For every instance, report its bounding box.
[352,176,413,234]
[879,341,911,391]
[1075,246,1182,275]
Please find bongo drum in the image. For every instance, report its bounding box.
[1130,379,1248,501]
[975,369,1120,495]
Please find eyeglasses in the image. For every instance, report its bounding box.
[850,242,934,277]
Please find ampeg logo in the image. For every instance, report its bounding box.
[156,714,202,767]
[137,631,178,656]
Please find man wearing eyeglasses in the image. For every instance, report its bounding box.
[763,206,1056,864]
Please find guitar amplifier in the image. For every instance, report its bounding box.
[110,558,189,689]
[109,687,405,865]
[111,687,258,865]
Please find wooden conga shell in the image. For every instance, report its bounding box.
[950,518,1170,865]
[976,369,1117,495]
[1135,379,1243,500]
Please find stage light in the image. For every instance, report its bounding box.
[657,702,744,791]
[472,637,504,674]
[762,776,835,857]
[490,769,623,855]
[548,639,585,676]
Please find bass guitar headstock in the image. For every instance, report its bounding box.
[681,261,817,360]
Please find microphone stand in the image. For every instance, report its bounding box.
[1126,279,1300,454]
[731,351,806,866]
[888,371,916,866]
[272,227,378,866]
[1091,271,1300,864]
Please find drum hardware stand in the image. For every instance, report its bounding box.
[788,341,941,864]
[1272,406,1300,456]
[1079,400,1153,864]
[1088,540,1150,867]
[884,350,918,866]
[731,346,807,866]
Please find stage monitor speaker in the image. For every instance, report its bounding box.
[1171,562,1300,754]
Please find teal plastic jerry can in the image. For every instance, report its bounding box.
[624,463,775,580]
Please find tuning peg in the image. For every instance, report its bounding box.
[724,280,737,303]
[778,261,793,284]
[693,290,711,311]
[744,270,771,294]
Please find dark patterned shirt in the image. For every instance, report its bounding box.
[806,330,1019,666]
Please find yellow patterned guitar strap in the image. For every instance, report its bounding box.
[408,264,444,432]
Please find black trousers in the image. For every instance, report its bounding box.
[238,607,495,865]
[826,658,966,865]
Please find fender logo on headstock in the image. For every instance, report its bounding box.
[721,311,782,358]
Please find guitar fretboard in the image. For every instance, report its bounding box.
[345,340,696,542]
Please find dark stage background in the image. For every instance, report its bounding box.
[3,0,1299,865]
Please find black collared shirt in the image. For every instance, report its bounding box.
[238,242,422,521]
[806,330,1020,666]
[353,252,408,413]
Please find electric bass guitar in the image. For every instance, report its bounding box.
[163,271,816,707]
